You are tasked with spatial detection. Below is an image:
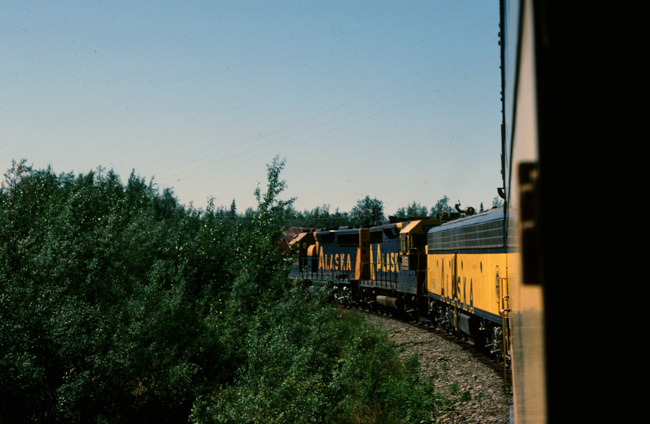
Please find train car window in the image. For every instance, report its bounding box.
[428,209,505,251]
[428,219,503,250]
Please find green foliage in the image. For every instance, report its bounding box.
[430,195,455,219]
[350,195,385,227]
[1,157,450,423]
[394,201,429,219]
[492,195,504,208]
[285,204,351,229]
[192,285,445,424]
[0,161,230,422]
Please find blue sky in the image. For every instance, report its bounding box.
[2,1,502,215]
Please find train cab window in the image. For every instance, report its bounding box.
[400,236,407,253]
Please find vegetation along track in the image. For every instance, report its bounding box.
[360,309,513,423]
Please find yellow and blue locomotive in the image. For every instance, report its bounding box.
[288,208,509,360]
[358,219,440,318]
[289,217,440,317]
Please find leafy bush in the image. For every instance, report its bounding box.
[192,282,445,423]
[0,161,230,422]
[1,158,449,423]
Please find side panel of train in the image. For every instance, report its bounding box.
[358,223,402,306]
[289,228,361,284]
[315,229,360,282]
[359,220,439,315]
[425,208,509,357]
[427,251,507,323]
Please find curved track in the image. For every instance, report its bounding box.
[359,308,513,423]
[347,305,510,383]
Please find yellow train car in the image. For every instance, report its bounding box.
[425,207,509,359]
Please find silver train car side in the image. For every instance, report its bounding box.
[501,0,584,422]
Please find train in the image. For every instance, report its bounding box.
[288,0,586,422]
[288,207,511,365]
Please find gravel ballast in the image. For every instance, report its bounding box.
[364,312,513,423]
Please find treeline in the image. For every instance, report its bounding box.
[1,158,449,423]
[213,193,498,230]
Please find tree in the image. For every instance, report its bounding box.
[229,199,237,217]
[492,196,504,208]
[0,162,231,422]
[253,156,295,220]
[430,195,455,219]
[394,201,429,219]
[350,195,384,227]
[285,204,351,228]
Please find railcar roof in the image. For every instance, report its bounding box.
[428,207,504,234]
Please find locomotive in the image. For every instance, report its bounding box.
[288,206,510,362]
[290,216,438,318]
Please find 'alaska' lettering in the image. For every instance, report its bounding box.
[373,244,399,273]
[318,247,353,271]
